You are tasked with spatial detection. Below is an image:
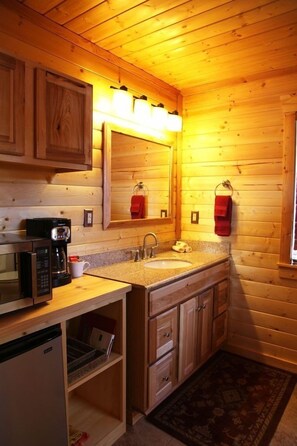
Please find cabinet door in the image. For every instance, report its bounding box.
[198,288,213,366]
[179,297,197,381]
[213,311,228,351]
[214,279,228,317]
[149,307,178,364]
[35,69,92,168]
[179,289,214,382]
[0,53,25,156]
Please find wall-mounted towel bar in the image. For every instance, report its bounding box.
[133,181,149,195]
[214,179,233,196]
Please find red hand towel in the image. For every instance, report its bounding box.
[214,195,232,236]
[130,195,145,219]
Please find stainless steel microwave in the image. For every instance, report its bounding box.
[0,234,52,315]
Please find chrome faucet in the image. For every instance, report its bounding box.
[142,232,158,259]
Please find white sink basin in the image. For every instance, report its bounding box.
[144,259,192,269]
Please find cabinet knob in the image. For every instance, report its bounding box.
[162,376,169,382]
[164,332,171,338]
[197,303,206,312]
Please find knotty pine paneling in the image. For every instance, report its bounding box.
[231,292,297,319]
[13,0,297,93]
[1,0,297,372]
[182,67,297,371]
[231,279,297,304]
[0,3,179,255]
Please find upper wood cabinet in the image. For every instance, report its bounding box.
[35,69,92,168]
[0,53,25,156]
[0,51,93,171]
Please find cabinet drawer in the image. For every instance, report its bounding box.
[212,312,228,351]
[148,350,177,408]
[213,280,229,317]
[149,261,229,316]
[149,307,178,364]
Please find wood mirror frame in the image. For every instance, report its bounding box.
[102,122,174,230]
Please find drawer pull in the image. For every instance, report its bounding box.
[164,332,171,338]
[197,303,207,312]
[162,376,169,382]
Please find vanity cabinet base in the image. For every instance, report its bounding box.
[127,259,229,417]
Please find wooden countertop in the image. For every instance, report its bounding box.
[0,275,131,344]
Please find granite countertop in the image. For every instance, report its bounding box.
[87,250,229,290]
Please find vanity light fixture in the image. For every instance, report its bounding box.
[109,85,182,132]
[110,85,133,117]
[167,110,183,132]
[151,103,168,129]
[134,95,151,123]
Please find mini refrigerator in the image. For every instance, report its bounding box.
[0,325,68,446]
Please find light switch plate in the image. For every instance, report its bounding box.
[191,211,199,224]
[84,209,93,227]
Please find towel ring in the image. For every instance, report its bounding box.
[214,180,233,196]
[133,181,149,195]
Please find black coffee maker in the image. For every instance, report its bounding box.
[26,218,72,288]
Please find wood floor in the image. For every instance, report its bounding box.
[114,384,297,445]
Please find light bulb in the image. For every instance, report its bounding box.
[134,95,151,124]
[167,110,182,132]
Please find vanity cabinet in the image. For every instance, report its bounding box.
[0,51,92,170]
[127,260,229,418]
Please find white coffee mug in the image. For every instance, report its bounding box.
[68,260,90,278]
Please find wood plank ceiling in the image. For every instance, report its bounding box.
[15,0,297,92]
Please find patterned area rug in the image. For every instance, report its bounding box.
[148,351,296,446]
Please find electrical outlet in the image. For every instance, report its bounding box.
[160,209,168,218]
[84,209,93,227]
[191,211,199,224]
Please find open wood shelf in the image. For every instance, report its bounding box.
[68,352,123,392]
[68,393,125,446]
[65,297,126,445]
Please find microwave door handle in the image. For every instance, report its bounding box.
[29,252,38,299]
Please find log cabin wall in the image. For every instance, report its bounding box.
[181,73,297,372]
[1,1,297,373]
[0,3,179,255]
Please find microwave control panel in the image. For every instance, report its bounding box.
[35,246,51,295]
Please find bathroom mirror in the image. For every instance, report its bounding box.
[103,122,174,229]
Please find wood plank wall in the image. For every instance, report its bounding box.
[2,2,297,372]
[0,3,179,256]
[182,73,297,372]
